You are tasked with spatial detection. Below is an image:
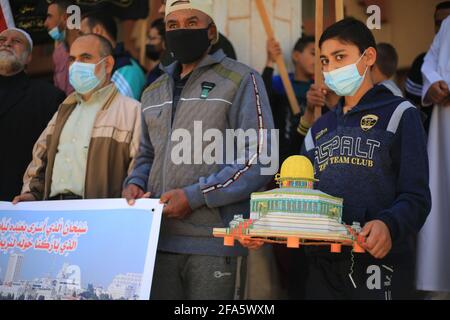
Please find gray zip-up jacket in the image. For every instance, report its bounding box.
[125,50,275,257]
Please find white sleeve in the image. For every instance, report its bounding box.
[421,17,449,106]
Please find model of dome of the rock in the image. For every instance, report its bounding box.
[214,156,365,251]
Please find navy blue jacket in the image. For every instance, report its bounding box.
[301,85,431,256]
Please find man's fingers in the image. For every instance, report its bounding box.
[439,81,449,92]
[122,190,131,200]
[360,222,373,237]
[125,190,138,206]
[162,204,171,214]
[123,185,146,206]
[370,246,387,259]
[12,194,35,205]
[369,240,384,258]
[363,236,377,251]
[307,91,326,106]
[436,89,447,100]
[432,84,448,102]
[310,83,322,90]
[127,192,151,206]
[309,91,325,99]
[160,191,173,204]
[361,225,377,250]
[252,241,265,250]
[12,196,20,205]
[162,204,175,218]
[240,239,264,250]
[124,191,136,206]
[311,97,326,106]
[312,91,327,100]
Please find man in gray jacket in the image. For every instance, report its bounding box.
[123,0,276,300]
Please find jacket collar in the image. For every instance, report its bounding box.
[61,83,118,111]
[333,84,403,116]
[161,49,227,79]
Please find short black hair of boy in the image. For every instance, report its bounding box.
[82,12,118,42]
[436,1,450,12]
[293,36,315,53]
[319,17,376,54]
[375,43,398,78]
[151,18,166,39]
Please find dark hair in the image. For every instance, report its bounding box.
[151,18,166,38]
[319,17,376,54]
[82,12,118,42]
[77,34,114,58]
[375,43,398,78]
[49,0,74,12]
[436,1,450,12]
[293,36,315,53]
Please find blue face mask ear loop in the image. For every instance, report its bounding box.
[356,50,369,78]
[94,57,108,87]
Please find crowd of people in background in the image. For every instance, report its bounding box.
[1,0,450,300]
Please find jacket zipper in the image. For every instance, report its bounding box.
[161,70,202,194]
[161,78,175,194]
[82,89,117,198]
[83,110,102,199]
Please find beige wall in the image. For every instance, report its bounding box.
[214,0,441,71]
[345,0,441,69]
[213,0,302,72]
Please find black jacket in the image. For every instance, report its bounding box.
[0,72,65,201]
[302,85,431,257]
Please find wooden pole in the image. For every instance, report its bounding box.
[335,0,344,21]
[255,0,301,115]
[314,0,324,121]
[139,20,149,66]
[139,0,153,66]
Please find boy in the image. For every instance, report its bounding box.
[371,43,403,97]
[262,36,315,163]
[244,18,431,300]
[300,18,430,300]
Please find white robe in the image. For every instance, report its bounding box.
[417,16,450,292]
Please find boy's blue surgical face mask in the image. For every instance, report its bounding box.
[48,26,65,42]
[323,50,368,97]
[69,58,107,95]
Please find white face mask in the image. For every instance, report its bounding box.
[48,26,65,42]
[69,58,107,95]
[323,50,368,97]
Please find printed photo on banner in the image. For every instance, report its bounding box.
[0,199,163,300]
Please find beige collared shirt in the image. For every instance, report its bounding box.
[50,84,115,197]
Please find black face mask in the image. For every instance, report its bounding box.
[146,44,161,61]
[165,27,211,64]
